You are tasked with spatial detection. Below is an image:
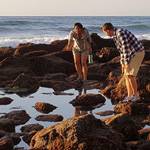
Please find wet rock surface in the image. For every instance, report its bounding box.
[0,97,13,105]
[30,114,125,150]
[0,118,15,132]
[70,93,106,110]
[0,136,14,150]
[20,123,44,133]
[35,114,63,122]
[34,102,57,114]
[114,102,150,115]
[0,110,30,125]
[104,113,140,141]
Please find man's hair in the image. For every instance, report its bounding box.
[74,22,83,29]
[101,23,114,30]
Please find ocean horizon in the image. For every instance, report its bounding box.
[0,16,150,47]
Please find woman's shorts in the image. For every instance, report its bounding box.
[124,50,145,77]
[72,49,89,56]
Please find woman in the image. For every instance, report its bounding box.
[66,23,92,82]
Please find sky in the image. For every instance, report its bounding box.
[0,0,149,16]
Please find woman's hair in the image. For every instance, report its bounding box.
[101,23,114,30]
[74,22,83,29]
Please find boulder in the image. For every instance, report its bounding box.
[0,110,30,125]
[21,123,44,133]
[0,97,13,105]
[137,141,150,150]
[35,114,63,122]
[0,47,15,61]
[104,113,140,141]
[70,93,106,111]
[34,102,57,114]
[114,102,150,115]
[40,80,74,91]
[90,33,115,51]
[29,55,75,76]
[0,136,14,150]
[30,114,125,150]
[14,39,67,57]
[43,73,67,81]
[23,50,48,57]
[0,118,15,132]
[22,131,37,145]
[53,50,74,63]
[95,110,114,116]
[7,73,39,96]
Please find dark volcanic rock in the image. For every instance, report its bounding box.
[9,133,21,145]
[114,102,150,115]
[0,110,30,125]
[40,80,73,91]
[22,131,37,145]
[0,47,15,61]
[14,39,67,57]
[137,141,150,150]
[23,50,48,57]
[70,94,106,110]
[0,118,15,132]
[0,97,13,105]
[10,73,38,89]
[21,123,44,133]
[21,124,44,145]
[95,110,114,116]
[30,114,125,150]
[43,73,67,81]
[0,131,21,145]
[104,113,140,141]
[29,55,75,76]
[53,50,74,63]
[0,56,33,83]
[0,136,14,150]
[34,102,57,114]
[35,114,63,122]
[6,73,39,96]
[91,33,115,51]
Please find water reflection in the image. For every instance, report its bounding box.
[77,86,87,96]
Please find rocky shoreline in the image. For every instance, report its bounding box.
[0,34,150,149]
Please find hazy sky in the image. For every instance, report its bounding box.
[0,0,149,16]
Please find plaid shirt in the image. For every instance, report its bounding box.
[113,28,144,65]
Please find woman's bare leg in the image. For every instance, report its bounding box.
[81,54,88,80]
[73,52,83,79]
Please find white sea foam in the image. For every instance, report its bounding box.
[0,34,150,48]
[0,35,68,47]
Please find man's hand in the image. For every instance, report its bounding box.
[122,64,130,74]
[121,64,125,74]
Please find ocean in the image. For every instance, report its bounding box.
[0,16,150,47]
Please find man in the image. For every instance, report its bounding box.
[101,23,145,102]
[66,23,92,82]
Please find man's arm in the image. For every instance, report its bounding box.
[117,31,131,65]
